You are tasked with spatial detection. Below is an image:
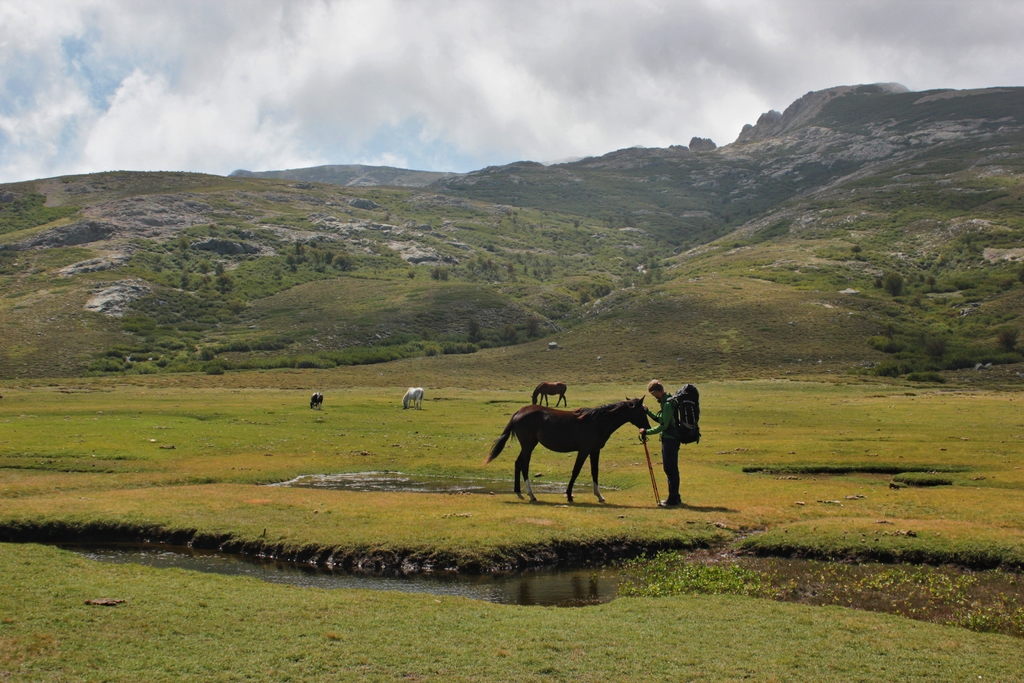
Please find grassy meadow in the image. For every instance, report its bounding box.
[2,371,1024,679]
[2,371,1023,563]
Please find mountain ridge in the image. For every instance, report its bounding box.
[1,83,1022,383]
[229,164,459,188]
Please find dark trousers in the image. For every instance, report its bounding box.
[661,437,681,503]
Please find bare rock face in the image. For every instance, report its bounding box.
[84,279,151,317]
[6,220,117,250]
[349,198,379,210]
[688,137,717,152]
[386,241,460,264]
[3,194,221,254]
[58,253,129,277]
[82,195,213,238]
[735,83,909,143]
[190,238,262,255]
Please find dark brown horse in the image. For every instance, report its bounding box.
[532,381,567,407]
[486,397,650,502]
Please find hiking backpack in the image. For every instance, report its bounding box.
[669,384,700,444]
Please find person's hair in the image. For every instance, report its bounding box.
[647,380,664,393]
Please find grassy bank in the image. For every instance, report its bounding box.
[3,543,1024,682]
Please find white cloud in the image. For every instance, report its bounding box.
[1,0,1024,183]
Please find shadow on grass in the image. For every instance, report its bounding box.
[680,503,736,513]
[498,499,737,513]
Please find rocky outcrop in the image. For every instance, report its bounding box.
[84,279,151,317]
[735,83,909,143]
[348,197,380,210]
[5,220,117,250]
[190,238,263,255]
[688,137,717,152]
[81,195,213,239]
[386,241,460,264]
[58,253,128,277]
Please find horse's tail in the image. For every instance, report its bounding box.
[486,413,518,464]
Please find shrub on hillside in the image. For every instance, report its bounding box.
[88,358,125,373]
[868,336,905,354]
[922,336,947,358]
[871,360,922,377]
[906,371,945,383]
[997,329,1019,353]
[204,362,225,375]
[882,271,904,296]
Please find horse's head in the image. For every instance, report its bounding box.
[624,396,651,430]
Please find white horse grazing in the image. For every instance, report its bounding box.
[403,387,424,410]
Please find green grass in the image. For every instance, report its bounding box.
[0,193,80,235]
[620,551,1024,638]
[1,374,1024,678]
[1,378,1023,566]
[4,543,1024,682]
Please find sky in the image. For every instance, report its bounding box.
[2,0,1023,183]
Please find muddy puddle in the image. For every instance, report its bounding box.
[64,544,620,607]
[269,471,598,496]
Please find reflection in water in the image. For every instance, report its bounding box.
[63,544,619,607]
[268,471,615,496]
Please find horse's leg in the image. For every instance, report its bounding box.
[514,454,523,499]
[521,443,538,502]
[566,451,589,503]
[590,449,605,503]
[515,441,537,502]
[557,392,566,407]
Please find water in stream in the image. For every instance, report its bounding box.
[65,544,620,607]
[61,543,1024,635]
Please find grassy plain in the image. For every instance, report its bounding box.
[2,374,1023,565]
[3,370,1024,678]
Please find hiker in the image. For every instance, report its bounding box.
[639,379,682,507]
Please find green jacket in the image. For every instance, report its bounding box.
[645,395,677,440]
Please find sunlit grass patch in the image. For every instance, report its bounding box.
[742,518,1024,569]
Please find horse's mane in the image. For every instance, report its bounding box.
[573,399,637,419]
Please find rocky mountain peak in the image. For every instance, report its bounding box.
[734,82,909,144]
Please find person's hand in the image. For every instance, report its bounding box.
[638,428,648,443]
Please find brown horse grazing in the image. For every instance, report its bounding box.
[532,381,567,407]
[486,397,650,503]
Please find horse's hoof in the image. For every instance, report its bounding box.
[516,493,524,500]
[566,496,574,503]
[596,496,606,503]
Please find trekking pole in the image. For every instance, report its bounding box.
[641,435,661,506]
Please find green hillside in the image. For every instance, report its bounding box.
[1,84,1022,384]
